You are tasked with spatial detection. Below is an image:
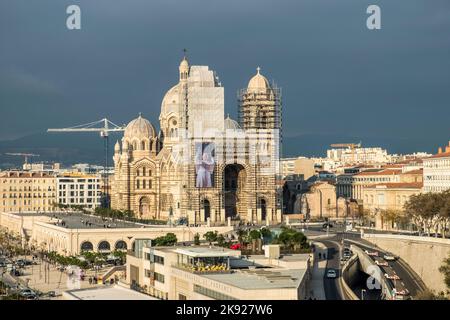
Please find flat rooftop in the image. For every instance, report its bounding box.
[203,268,307,290]
[63,285,158,300]
[8,212,164,230]
[174,246,241,258]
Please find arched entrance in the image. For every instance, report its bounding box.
[223,164,246,218]
[139,197,150,217]
[260,198,267,221]
[202,199,211,220]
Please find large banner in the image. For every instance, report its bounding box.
[195,142,215,188]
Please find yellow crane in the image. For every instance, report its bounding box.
[47,118,125,208]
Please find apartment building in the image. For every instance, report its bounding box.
[56,173,102,209]
[423,141,450,193]
[0,171,57,213]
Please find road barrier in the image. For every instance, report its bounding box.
[340,255,360,300]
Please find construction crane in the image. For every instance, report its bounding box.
[47,118,125,208]
[330,142,362,149]
[5,153,40,165]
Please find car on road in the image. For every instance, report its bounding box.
[375,260,389,267]
[322,223,333,229]
[394,288,410,296]
[383,254,398,261]
[343,252,352,260]
[385,273,400,280]
[365,250,378,257]
[326,269,337,279]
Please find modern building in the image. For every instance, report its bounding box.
[0,211,233,256]
[111,57,282,225]
[423,141,450,193]
[56,173,102,209]
[280,157,315,180]
[327,146,390,165]
[0,171,57,213]
[126,244,310,300]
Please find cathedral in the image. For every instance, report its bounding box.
[111,56,282,225]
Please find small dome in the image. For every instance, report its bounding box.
[179,57,189,71]
[224,114,241,130]
[248,67,270,92]
[124,114,157,139]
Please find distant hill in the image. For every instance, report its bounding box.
[0,132,434,169]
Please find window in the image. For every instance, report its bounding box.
[193,285,237,300]
[154,255,164,265]
[178,294,187,300]
[154,272,165,283]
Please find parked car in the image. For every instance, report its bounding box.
[322,223,333,229]
[326,269,337,279]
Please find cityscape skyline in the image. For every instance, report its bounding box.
[1,0,450,157]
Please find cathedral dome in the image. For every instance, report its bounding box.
[224,115,241,130]
[124,114,157,139]
[248,67,270,92]
[160,84,181,117]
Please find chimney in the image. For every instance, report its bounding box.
[438,147,443,154]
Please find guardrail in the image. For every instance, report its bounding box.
[340,254,360,300]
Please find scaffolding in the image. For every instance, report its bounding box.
[237,83,282,131]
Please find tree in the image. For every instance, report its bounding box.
[439,253,450,292]
[260,227,272,238]
[414,289,447,300]
[217,234,225,247]
[405,190,450,237]
[194,233,200,245]
[154,233,177,246]
[249,229,261,241]
[203,231,218,243]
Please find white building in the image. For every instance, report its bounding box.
[57,173,102,209]
[423,142,450,193]
[327,147,389,165]
[126,244,310,300]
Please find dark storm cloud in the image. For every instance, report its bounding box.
[0,0,449,156]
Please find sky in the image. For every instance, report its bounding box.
[0,0,449,158]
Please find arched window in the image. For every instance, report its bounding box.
[98,241,111,252]
[115,240,127,251]
[80,241,93,252]
[141,141,146,150]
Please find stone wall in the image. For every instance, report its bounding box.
[363,234,450,293]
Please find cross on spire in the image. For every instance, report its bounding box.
[256,66,261,74]
[183,48,188,59]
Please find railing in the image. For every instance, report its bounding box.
[172,263,231,274]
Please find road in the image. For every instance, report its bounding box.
[304,225,426,300]
[319,239,344,300]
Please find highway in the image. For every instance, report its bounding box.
[304,224,426,300]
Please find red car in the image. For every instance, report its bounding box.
[230,243,241,250]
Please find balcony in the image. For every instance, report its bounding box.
[172,262,230,275]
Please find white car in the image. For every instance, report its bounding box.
[383,254,397,261]
[326,269,337,279]
[385,273,400,280]
[365,250,378,257]
[375,260,389,267]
